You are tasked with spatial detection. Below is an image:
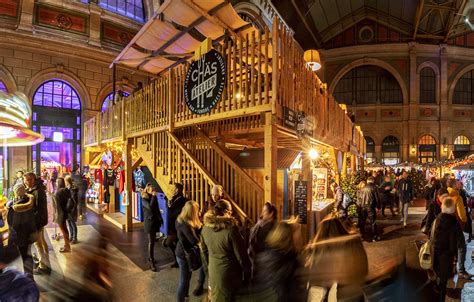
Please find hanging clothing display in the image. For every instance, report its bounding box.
[116,167,125,193]
[133,168,145,192]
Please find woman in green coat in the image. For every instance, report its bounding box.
[201,199,251,302]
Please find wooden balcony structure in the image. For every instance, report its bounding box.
[83,16,365,231]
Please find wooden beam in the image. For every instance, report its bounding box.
[131,157,143,171]
[424,3,457,12]
[183,0,237,37]
[416,34,446,39]
[413,0,425,40]
[264,112,277,204]
[290,0,322,48]
[444,0,468,42]
[124,138,133,232]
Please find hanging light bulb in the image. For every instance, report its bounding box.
[303,49,322,71]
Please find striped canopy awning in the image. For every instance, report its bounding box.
[112,0,250,74]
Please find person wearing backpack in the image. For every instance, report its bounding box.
[65,176,79,244]
[357,177,380,242]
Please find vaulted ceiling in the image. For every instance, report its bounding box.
[270,0,473,49]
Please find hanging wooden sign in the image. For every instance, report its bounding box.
[184,49,226,115]
[294,180,308,224]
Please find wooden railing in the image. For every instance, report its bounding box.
[84,18,361,155]
[84,115,99,146]
[175,127,264,221]
[101,102,123,142]
[134,130,253,223]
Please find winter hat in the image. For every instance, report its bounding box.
[441,197,456,214]
[13,183,25,195]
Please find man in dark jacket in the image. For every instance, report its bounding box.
[0,216,39,301]
[165,183,187,267]
[433,197,462,301]
[397,171,413,228]
[72,167,87,220]
[24,172,50,275]
[357,176,380,241]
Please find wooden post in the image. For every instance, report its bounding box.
[125,138,133,232]
[271,16,279,114]
[264,112,277,204]
[341,152,348,180]
[331,148,340,185]
[360,156,365,171]
[350,153,356,174]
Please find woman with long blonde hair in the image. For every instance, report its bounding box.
[175,201,203,301]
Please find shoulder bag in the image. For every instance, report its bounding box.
[178,234,202,272]
[419,219,436,270]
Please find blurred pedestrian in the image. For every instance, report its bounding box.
[380,175,395,217]
[0,214,39,301]
[175,201,203,301]
[248,202,277,277]
[6,183,38,277]
[72,167,87,220]
[458,181,472,242]
[251,220,301,301]
[54,177,71,253]
[201,199,251,302]
[65,176,79,244]
[397,170,414,228]
[423,188,447,237]
[24,172,50,275]
[141,183,163,272]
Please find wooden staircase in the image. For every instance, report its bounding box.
[133,128,261,223]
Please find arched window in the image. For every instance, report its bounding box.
[33,80,81,110]
[0,80,7,92]
[101,91,130,112]
[99,0,145,22]
[454,135,470,151]
[365,136,375,164]
[419,67,436,104]
[418,135,436,163]
[32,80,82,175]
[453,70,474,105]
[333,66,402,105]
[381,136,400,165]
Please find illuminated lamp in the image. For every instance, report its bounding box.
[303,49,321,71]
[0,91,44,146]
[53,132,63,142]
[309,148,319,159]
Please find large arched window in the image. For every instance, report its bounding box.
[419,67,436,104]
[99,0,145,22]
[333,66,403,105]
[453,135,471,159]
[101,91,130,112]
[0,80,7,92]
[418,135,436,163]
[453,70,474,105]
[365,136,375,164]
[32,80,82,175]
[33,80,81,109]
[381,136,400,165]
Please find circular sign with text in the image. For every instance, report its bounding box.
[184,49,226,115]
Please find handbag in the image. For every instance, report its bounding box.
[419,220,436,270]
[178,238,202,272]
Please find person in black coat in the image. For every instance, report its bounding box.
[141,183,163,271]
[252,220,301,301]
[6,183,38,277]
[175,201,202,301]
[248,202,277,277]
[397,171,414,228]
[165,183,187,267]
[357,177,380,241]
[54,177,71,253]
[433,197,462,302]
[379,176,395,217]
[72,167,87,220]
[65,175,79,244]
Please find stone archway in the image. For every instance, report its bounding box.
[448,63,474,105]
[0,64,18,93]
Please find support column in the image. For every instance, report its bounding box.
[264,112,277,203]
[125,138,133,232]
[350,154,356,174]
[88,3,102,47]
[17,0,34,32]
[341,152,348,180]
[301,153,312,243]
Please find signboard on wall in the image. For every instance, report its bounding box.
[184,49,226,115]
[294,180,308,224]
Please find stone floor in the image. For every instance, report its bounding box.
[6,198,474,301]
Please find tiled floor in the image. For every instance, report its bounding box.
[6,198,474,301]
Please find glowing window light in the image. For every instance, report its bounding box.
[53,132,63,142]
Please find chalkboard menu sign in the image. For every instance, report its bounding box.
[294,180,308,224]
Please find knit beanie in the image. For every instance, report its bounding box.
[441,197,456,214]
[13,183,25,196]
